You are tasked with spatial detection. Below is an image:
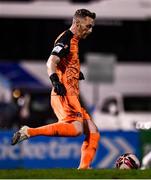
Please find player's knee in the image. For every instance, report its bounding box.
[72,121,83,135]
[77,129,83,135]
[76,125,83,135]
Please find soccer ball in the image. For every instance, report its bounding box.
[115,153,140,169]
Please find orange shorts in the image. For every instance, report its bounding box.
[51,95,90,123]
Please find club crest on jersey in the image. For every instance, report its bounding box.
[52,46,63,53]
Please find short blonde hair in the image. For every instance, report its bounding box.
[74,9,96,19]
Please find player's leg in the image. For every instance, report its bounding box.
[78,108,100,169]
[11,120,83,145]
[11,95,84,145]
[27,120,83,137]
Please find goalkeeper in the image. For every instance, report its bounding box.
[11,8,100,169]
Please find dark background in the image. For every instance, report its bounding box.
[0,18,151,63]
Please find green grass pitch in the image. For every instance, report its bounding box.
[0,169,151,179]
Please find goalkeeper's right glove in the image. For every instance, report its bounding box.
[49,73,66,96]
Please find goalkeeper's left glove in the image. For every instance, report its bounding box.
[79,71,85,80]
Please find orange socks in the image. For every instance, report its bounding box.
[27,122,79,137]
[78,132,100,169]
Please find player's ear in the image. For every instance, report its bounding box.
[76,19,80,27]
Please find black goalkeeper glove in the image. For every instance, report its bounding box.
[49,73,66,96]
[79,71,85,80]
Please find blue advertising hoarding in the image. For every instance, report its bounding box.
[0,131,140,169]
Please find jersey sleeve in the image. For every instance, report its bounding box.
[51,31,72,58]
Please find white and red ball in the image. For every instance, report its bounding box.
[115,153,140,169]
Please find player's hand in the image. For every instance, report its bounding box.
[49,73,66,96]
[53,81,66,96]
[79,71,85,80]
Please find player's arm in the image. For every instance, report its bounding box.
[46,54,66,96]
[46,31,71,95]
[46,54,60,76]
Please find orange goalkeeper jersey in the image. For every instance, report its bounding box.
[51,30,80,96]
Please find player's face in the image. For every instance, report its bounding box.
[77,16,95,39]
